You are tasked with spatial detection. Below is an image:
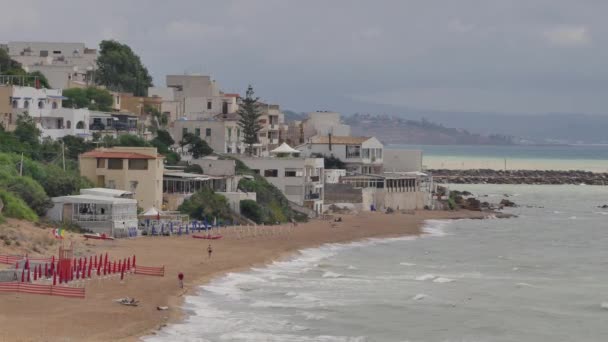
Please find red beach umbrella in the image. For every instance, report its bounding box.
[132,255,136,268]
[15,261,18,269]
[118,260,122,272]
[113,261,117,274]
[27,269,31,282]
[126,257,131,271]
[94,255,97,268]
[88,262,92,278]
[104,253,108,267]
[53,270,57,286]
[21,268,24,282]
[34,268,38,281]
[24,259,29,270]
[45,263,49,278]
[120,265,125,281]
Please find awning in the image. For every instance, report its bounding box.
[270,143,300,154]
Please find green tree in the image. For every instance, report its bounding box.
[62,87,113,111]
[14,112,41,148]
[0,50,50,88]
[237,85,262,155]
[181,133,213,159]
[240,199,263,224]
[60,135,95,160]
[96,40,153,96]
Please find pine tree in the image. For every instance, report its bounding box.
[237,85,262,155]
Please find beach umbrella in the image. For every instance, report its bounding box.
[33,268,38,281]
[132,255,136,268]
[104,253,108,267]
[53,270,57,286]
[88,262,92,278]
[113,261,117,274]
[126,257,131,271]
[97,264,101,276]
[51,255,55,265]
[21,268,25,282]
[58,270,62,284]
[44,263,48,278]
[94,255,97,268]
[118,260,122,272]
[15,261,19,269]
[24,258,29,270]
[27,269,31,282]
[120,264,125,281]
[89,256,93,269]
[76,267,80,280]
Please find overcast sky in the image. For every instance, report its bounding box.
[2,0,606,115]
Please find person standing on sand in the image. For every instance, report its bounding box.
[207,244,213,259]
[178,272,184,288]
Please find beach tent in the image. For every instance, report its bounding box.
[270,143,300,155]
[141,207,160,217]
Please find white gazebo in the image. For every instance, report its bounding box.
[270,143,300,156]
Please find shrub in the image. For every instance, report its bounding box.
[0,175,52,216]
[179,188,231,221]
[240,199,263,224]
[0,189,38,222]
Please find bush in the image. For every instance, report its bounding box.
[0,175,52,216]
[238,175,297,224]
[240,199,263,224]
[0,189,38,222]
[178,188,231,221]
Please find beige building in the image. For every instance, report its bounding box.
[172,114,245,154]
[287,111,351,145]
[79,147,164,210]
[0,85,14,130]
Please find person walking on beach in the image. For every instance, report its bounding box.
[178,272,184,288]
[207,244,213,259]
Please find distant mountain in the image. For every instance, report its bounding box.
[344,114,514,145]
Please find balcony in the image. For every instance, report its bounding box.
[308,175,320,182]
[268,124,279,131]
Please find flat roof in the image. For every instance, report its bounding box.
[52,194,137,205]
[81,151,161,159]
[80,188,133,197]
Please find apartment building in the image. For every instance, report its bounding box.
[79,147,165,210]
[240,155,325,214]
[0,85,13,130]
[5,42,97,89]
[297,136,384,174]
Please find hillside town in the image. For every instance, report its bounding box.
[0,40,435,238]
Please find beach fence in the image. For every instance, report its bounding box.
[134,265,165,277]
[0,282,85,299]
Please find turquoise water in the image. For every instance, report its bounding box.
[147,185,608,342]
[387,144,608,171]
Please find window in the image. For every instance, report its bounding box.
[182,128,188,136]
[227,127,232,140]
[207,101,212,110]
[23,100,29,109]
[195,128,201,137]
[40,50,48,57]
[52,102,58,109]
[108,158,124,170]
[205,128,211,137]
[38,100,44,109]
[346,145,361,158]
[12,100,17,109]
[96,158,106,168]
[222,102,228,114]
[76,121,85,129]
[264,169,278,177]
[252,169,260,175]
[128,159,148,170]
[66,120,71,129]
[108,180,116,189]
[116,96,120,105]
[285,168,303,177]
[53,50,61,54]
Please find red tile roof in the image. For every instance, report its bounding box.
[80,151,160,159]
[224,93,240,98]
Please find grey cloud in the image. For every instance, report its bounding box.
[1,0,607,114]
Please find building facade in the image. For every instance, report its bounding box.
[240,156,325,214]
[5,41,97,89]
[0,85,13,130]
[297,136,384,174]
[79,147,165,210]
[286,111,351,145]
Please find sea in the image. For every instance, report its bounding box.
[146,184,608,342]
[386,144,608,172]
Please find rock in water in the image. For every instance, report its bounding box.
[500,199,517,207]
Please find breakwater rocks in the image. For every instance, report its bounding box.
[429,169,608,185]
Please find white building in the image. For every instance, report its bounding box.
[47,191,138,238]
[9,85,91,140]
[240,155,325,215]
[5,42,97,89]
[297,136,384,174]
[383,149,423,172]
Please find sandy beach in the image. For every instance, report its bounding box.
[0,210,493,342]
